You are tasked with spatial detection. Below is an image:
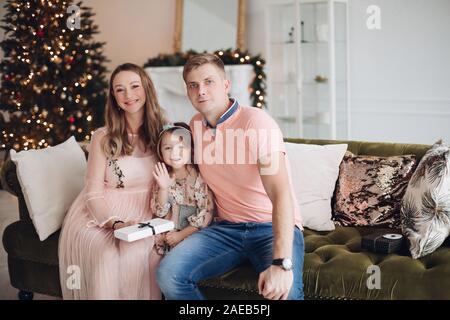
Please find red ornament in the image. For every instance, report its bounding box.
[4,74,11,81]
[37,29,44,38]
[65,55,74,64]
[69,117,75,123]
[15,93,21,101]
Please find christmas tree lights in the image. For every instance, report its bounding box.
[0,0,108,151]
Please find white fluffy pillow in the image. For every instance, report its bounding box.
[285,142,348,231]
[10,136,86,241]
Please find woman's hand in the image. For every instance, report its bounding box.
[165,231,184,248]
[114,220,136,230]
[152,162,175,190]
[106,220,136,230]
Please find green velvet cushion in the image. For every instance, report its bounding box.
[303,226,450,299]
[199,262,261,299]
[285,138,430,161]
[200,226,450,300]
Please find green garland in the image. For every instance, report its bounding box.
[143,49,266,108]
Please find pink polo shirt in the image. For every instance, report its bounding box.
[189,104,303,229]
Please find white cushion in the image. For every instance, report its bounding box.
[10,136,86,241]
[285,142,348,231]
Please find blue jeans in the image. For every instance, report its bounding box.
[157,221,304,300]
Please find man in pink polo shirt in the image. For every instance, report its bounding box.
[157,53,304,300]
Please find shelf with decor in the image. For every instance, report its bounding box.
[265,0,350,139]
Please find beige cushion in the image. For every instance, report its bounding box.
[9,136,86,241]
[285,142,347,231]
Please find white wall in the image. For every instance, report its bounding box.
[247,0,450,144]
[182,0,237,52]
[83,0,175,73]
[348,0,450,144]
[2,0,449,144]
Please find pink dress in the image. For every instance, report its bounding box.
[58,128,162,300]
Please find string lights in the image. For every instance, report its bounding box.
[0,0,108,151]
[144,48,267,109]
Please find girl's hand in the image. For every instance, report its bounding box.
[165,231,184,248]
[155,234,167,255]
[152,162,175,190]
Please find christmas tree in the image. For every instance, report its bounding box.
[0,0,108,151]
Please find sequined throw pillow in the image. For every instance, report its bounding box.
[333,151,417,228]
[401,140,450,259]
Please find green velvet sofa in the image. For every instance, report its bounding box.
[2,138,450,300]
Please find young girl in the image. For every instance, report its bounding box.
[58,63,166,299]
[151,122,214,253]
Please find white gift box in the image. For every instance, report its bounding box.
[114,218,174,242]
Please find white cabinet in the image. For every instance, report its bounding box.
[265,0,349,139]
[146,65,254,124]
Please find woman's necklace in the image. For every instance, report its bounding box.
[128,132,139,145]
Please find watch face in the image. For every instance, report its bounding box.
[282,258,293,271]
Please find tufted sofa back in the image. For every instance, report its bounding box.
[284,138,431,160]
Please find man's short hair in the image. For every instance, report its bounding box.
[183,53,226,82]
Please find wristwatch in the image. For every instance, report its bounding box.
[272,258,293,271]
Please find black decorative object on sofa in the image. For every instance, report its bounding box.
[361,232,404,254]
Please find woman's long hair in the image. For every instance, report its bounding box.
[102,63,165,158]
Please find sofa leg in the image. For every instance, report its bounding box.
[18,290,34,300]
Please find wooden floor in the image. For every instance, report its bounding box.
[0,190,58,300]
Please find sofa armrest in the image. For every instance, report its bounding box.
[1,157,19,196]
[0,142,89,224]
[0,157,32,223]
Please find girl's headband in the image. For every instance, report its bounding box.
[156,123,192,161]
[158,123,191,137]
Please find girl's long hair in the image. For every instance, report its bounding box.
[102,63,165,158]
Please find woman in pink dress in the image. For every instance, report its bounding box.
[58,63,166,299]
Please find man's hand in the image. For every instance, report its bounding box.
[257,152,296,300]
[258,265,293,300]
